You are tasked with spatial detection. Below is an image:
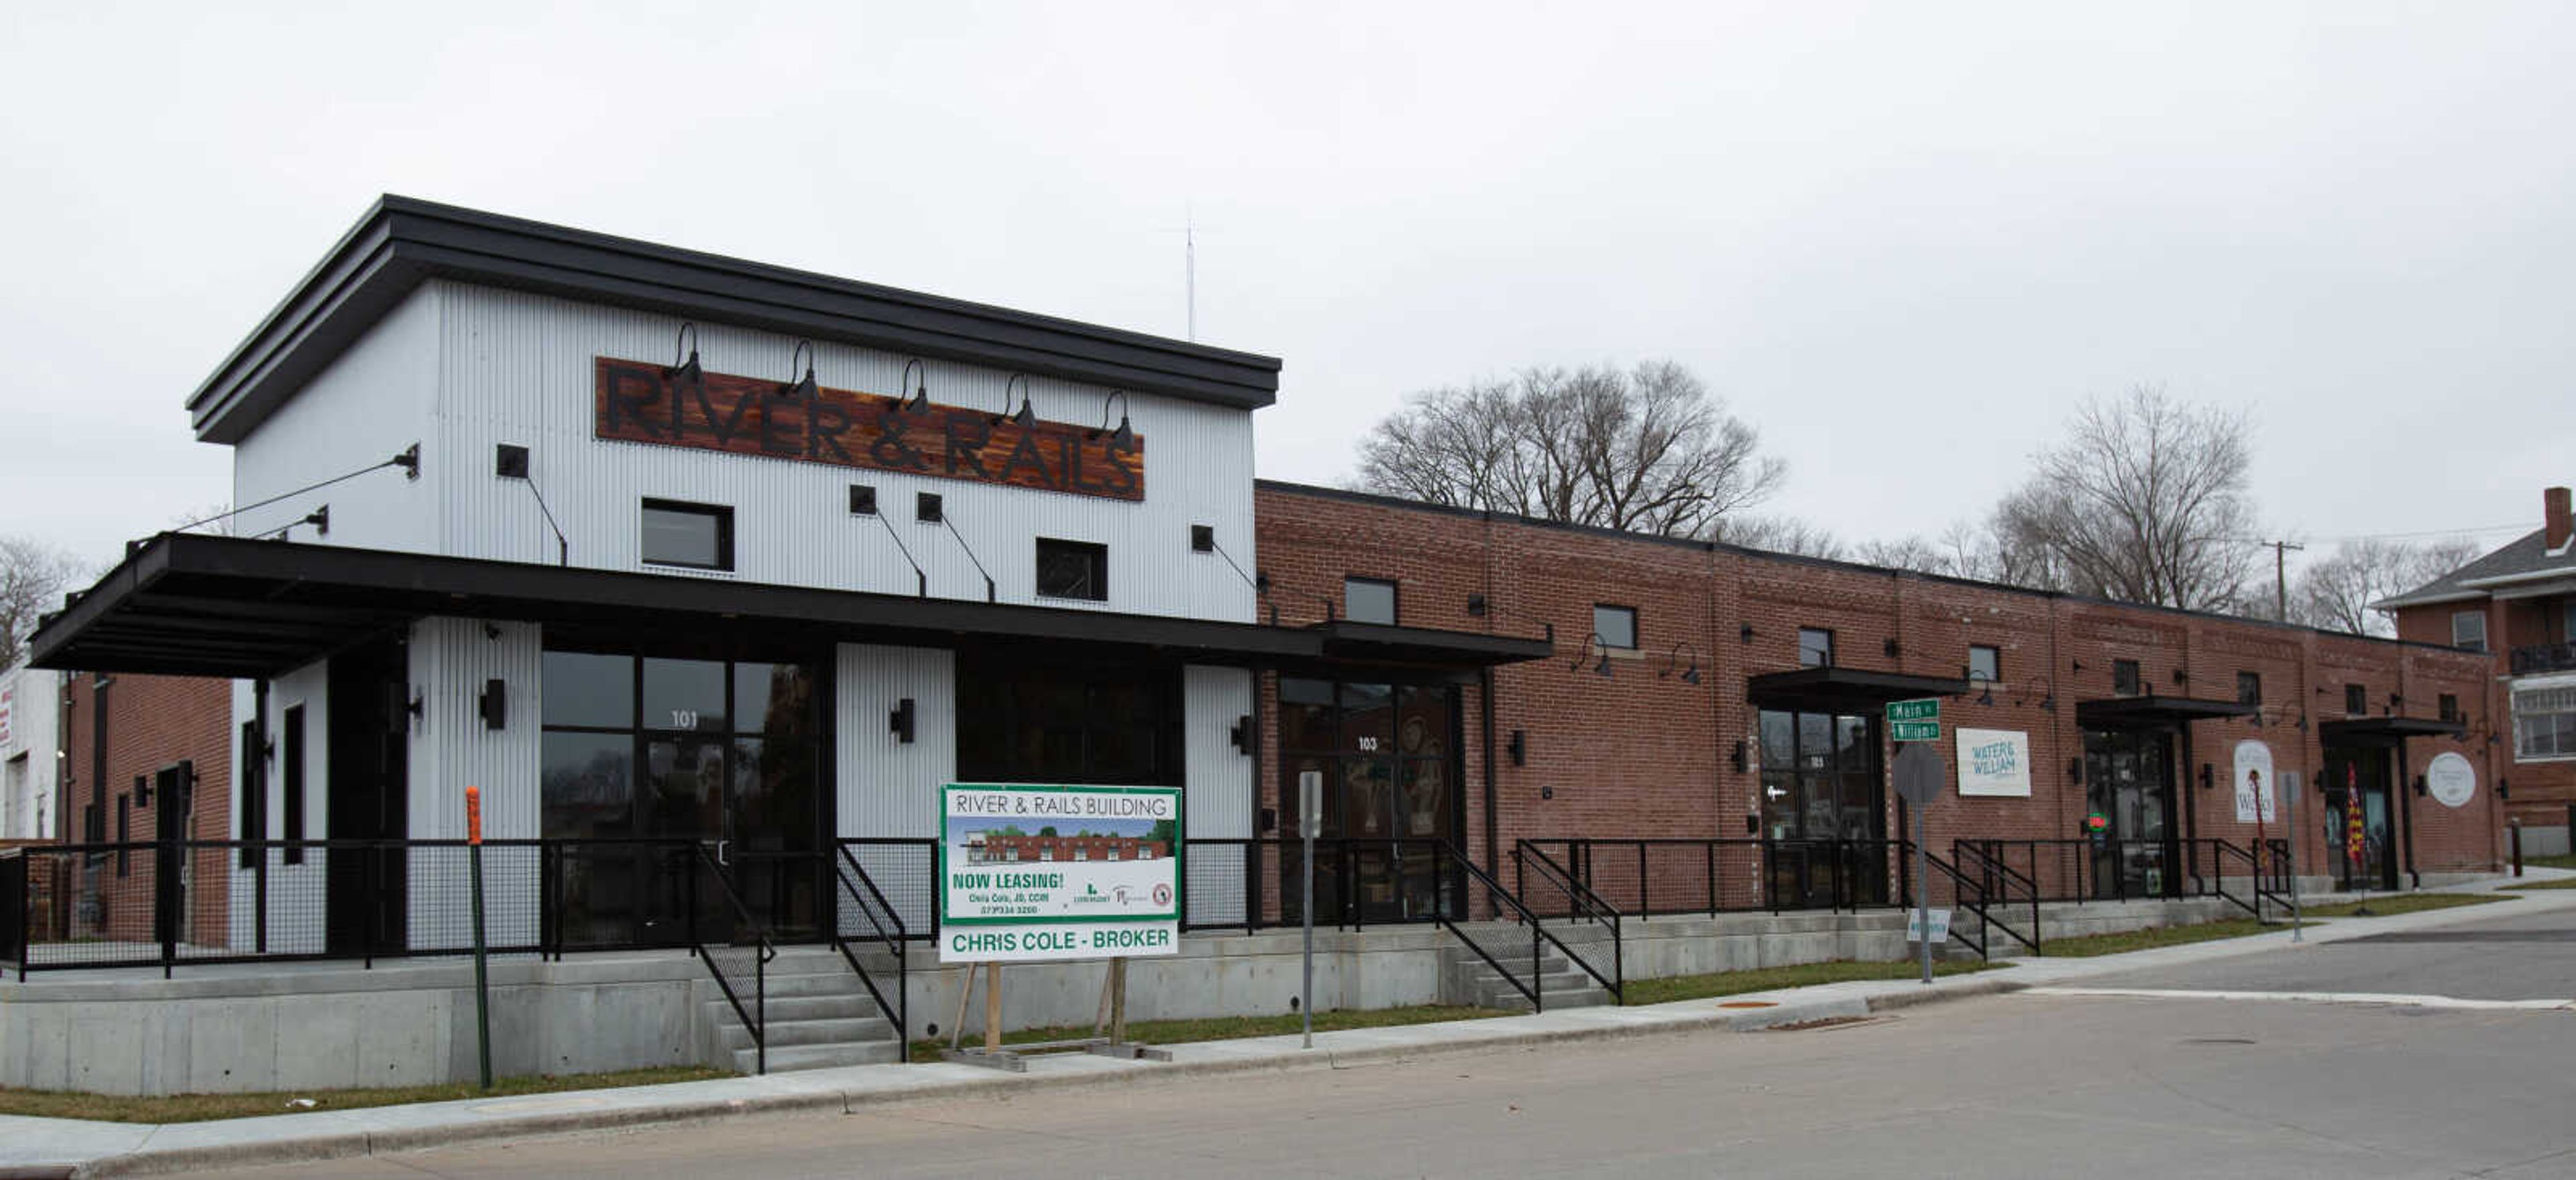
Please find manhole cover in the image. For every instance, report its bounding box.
[1717,1001,1778,1009]
[1763,1016,1879,1032]
[2180,1037,2257,1046]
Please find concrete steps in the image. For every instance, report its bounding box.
[1439,941,1613,1012]
[700,955,904,1075]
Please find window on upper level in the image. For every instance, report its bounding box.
[2345,683,2368,716]
[640,499,733,571]
[1344,577,1397,625]
[2113,659,2142,696]
[1594,604,1639,650]
[1036,538,1109,602]
[2514,683,2576,760]
[2453,610,2488,653]
[1798,628,1835,669]
[2237,672,2262,708]
[1968,645,2000,682]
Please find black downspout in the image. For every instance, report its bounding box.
[1481,666,1499,881]
[2178,724,2196,898]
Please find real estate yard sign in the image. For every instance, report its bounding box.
[940,784,1182,963]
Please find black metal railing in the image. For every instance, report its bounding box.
[1953,838,2265,906]
[1510,841,1623,1002]
[689,843,777,1075]
[830,844,909,1061]
[835,838,938,940]
[1949,840,2041,954]
[1519,837,1929,918]
[1,851,26,972]
[2204,841,2264,920]
[1179,837,1470,932]
[1435,839,1613,1010]
[2511,641,2576,676]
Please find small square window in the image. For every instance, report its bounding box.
[2345,683,2367,716]
[2438,693,2460,722]
[1036,538,1108,601]
[1344,577,1397,625]
[2451,610,2487,653]
[1798,628,1835,668]
[2237,672,2262,708]
[1139,846,1156,860]
[1968,645,2000,682]
[640,499,733,571]
[1595,604,1639,650]
[2112,659,2143,696]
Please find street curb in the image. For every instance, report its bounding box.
[68,973,2023,1178]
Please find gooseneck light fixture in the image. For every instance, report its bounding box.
[1089,390,1136,451]
[1656,642,1703,686]
[667,323,702,392]
[896,358,932,416]
[994,374,1038,428]
[1570,633,1614,678]
[780,340,818,400]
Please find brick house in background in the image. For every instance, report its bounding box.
[2382,485,2576,845]
[973,834,1167,864]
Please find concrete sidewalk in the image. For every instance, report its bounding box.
[8,881,2570,1180]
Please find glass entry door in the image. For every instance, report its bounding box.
[2084,729,2175,899]
[542,651,822,947]
[1758,709,1885,908]
[1278,679,1459,924]
[2322,749,2398,892]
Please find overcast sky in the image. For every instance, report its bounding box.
[5,2,2571,576]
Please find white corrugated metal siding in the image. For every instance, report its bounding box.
[1182,664,1254,924]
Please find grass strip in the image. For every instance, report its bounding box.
[2520,853,2576,871]
[2035,918,2303,958]
[910,1004,1509,1061]
[1622,959,2004,1006]
[2504,877,2576,891]
[0,1065,730,1124]
[2300,892,2506,918]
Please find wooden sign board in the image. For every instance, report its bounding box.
[594,357,1145,502]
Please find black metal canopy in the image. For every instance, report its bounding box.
[30,534,1550,680]
[2074,695,2258,729]
[1746,667,1972,714]
[2318,716,2468,747]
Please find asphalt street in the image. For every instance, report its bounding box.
[189,905,2576,1180]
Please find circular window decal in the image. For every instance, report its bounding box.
[2426,751,2476,809]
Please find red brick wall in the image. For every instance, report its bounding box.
[1255,483,2508,894]
[2394,598,2576,830]
[58,672,235,947]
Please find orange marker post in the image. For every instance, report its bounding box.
[466,786,493,1088]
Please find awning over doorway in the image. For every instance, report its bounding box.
[1746,667,1972,714]
[2317,716,2467,747]
[30,533,1553,679]
[2074,695,2258,729]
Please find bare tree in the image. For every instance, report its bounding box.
[1719,515,1845,559]
[1356,361,1786,539]
[1991,386,2261,611]
[0,537,88,669]
[2292,537,2484,636]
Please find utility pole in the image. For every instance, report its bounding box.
[2268,539,2305,622]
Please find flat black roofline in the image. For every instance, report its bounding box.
[189,196,1283,443]
[1256,480,2487,659]
[29,534,1546,680]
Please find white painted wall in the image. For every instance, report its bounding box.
[1,665,62,840]
[1182,665,1256,924]
[229,290,440,544]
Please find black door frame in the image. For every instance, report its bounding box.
[2322,745,2402,892]
[1757,707,1888,908]
[325,632,410,956]
[2082,726,2182,899]
[1273,674,1467,923]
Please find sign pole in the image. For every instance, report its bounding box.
[983,961,1002,1055]
[465,786,492,1091]
[1915,804,1931,984]
[1299,769,1320,1050]
[2288,771,2304,943]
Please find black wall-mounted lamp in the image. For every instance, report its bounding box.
[2071,659,2086,672]
[1089,390,1136,451]
[2068,757,2085,785]
[780,339,818,400]
[1657,642,1702,685]
[889,698,916,744]
[1466,593,1488,617]
[1975,686,1995,706]
[994,374,1037,428]
[667,323,702,394]
[2412,773,2428,797]
[394,442,421,480]
[496,443,530,478]
[494,443,568,566]
[480,679,507,731]
[1570,633,1613,677]
[301,504,329,537]
[1739,623,1756,644]
[916,492,943,523]
[850,484,877,515]
[895,358,931,416]
[1729,739,1748,773]
[1228,714,1255,755]
[2172,668,2189,685]
[2198,763,2214,791]
[1191,524,1214,553]
[1884,638,1900,659]
[2499,778,2511,799]
[1507,729,1527,766]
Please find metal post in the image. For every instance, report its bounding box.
[1915,811,1932,983]
[1299,769,1318,1050]
[2511,820,2524,877]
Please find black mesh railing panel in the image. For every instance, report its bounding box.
[837,839,936,940]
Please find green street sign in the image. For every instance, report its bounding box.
[1886,698,1940,723]
[1891,720,1941,743]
